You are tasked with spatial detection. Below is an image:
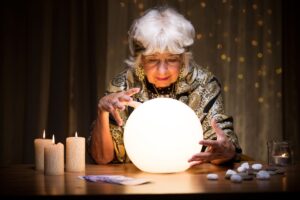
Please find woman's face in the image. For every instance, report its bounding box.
[141,52,182,88]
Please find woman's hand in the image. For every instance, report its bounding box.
[98,88,140,126]
[188,118,236,166]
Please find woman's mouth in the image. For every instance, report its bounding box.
[156,76,169,81]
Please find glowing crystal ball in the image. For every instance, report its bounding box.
[124,98,203,173]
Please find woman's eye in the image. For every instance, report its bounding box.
[147,59,159,64]
[167,59,177,63]
[167,58,181,64]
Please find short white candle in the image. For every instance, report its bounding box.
[66,132,85,172]
[34,130,52,171]
[44,135,64,175]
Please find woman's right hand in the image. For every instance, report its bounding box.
[97,88,140,126]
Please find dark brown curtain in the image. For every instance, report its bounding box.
[1,0,107,165]
[1,0,299,165]
[282,0,300,163]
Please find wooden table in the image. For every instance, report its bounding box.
[0,163,299,199]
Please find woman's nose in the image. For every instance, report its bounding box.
[157,61,168,74]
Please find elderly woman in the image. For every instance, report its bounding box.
[89,7,242,165]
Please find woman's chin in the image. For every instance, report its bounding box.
[153,80,175,88]
[154,83,171,88]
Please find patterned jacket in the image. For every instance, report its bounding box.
[88,62,242,163]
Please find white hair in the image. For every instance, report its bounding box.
[124,6,195,78]
[128,7,195,56]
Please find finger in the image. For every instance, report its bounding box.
[190,151,225,163]
[124,88,140,96]
[211,118,225,140]
[118,95,132,102]
[188,152,213,161]
[125,101,142,108]
[189,160,203,167]
[199,139,219,148]
[113,101,125,110]
[111,109,123,126]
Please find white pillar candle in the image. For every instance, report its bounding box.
[44,135,64,175]
[34,130,52,171]
[66,132,85,172]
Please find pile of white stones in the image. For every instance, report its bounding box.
[206,162,285,183]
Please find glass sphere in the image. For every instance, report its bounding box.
[124,98,203,173]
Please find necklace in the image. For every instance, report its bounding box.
[144,78,177,99]
[153,84,176,98]
[144,79,177,99]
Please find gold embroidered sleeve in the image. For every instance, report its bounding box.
[106,102,131,163]
[109,123,130,163]
[190,75,241,153]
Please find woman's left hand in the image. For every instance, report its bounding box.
[188,118,236,166]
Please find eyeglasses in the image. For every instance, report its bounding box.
[142,55,182,68]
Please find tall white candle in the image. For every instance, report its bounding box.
[44,135,64,175]
[66,132,85,172]
[34,130,52,171]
